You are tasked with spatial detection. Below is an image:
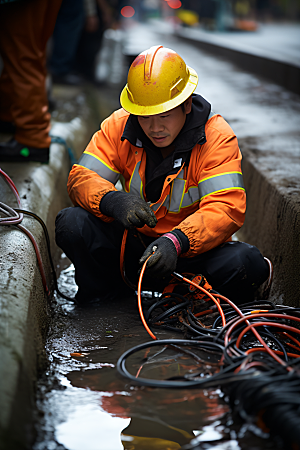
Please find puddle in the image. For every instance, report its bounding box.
[33,256,278,450]
[56,404,130,450]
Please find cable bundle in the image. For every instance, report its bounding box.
[117,259,300,448]
[226,369,300,449]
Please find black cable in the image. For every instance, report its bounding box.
[15,208,75,302]
[145,297,171,321]
[186,309,219,336]
[260,327,289,361]
[226,372,300,447]
[212,304,276,329]
[116,338,262,388]
[180,315,212,337]
[145,293,190,321]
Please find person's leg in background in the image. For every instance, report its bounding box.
[48,0,85,85]
[75,3,105,82]
[0,0,62,162]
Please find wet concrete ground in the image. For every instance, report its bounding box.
[33,25,300,450]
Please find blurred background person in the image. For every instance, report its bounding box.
[75,0,117,83]
[48,0,116,86]
[48,0,86,86]
[0,0,63,163]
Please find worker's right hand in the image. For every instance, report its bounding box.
[100,191,157,229]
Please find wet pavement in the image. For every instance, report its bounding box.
[32,22,300,450]
[176,22,300,66]
[34,256,277,450]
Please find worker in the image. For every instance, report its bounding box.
[55,45,269,305]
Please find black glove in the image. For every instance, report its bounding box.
[100,191,157,229]
[139,232,184,279]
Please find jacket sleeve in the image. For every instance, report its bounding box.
[174,116,246,257]
[67,112,124,221]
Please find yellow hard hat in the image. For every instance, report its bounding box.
[120,45,198,116]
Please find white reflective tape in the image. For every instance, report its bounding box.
[198,172,244,200]
[77,153,120,184]
[181,172,245,209]
[128,161,144,199]
[169,178,186,212]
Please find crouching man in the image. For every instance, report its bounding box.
[55,45,269,305]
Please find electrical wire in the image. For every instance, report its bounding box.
[0,168,75,302]
[138,253,157,340]
[118,249,300,448]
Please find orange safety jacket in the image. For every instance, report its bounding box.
[67,109,246,257]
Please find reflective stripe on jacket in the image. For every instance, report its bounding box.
[67,109,246,257]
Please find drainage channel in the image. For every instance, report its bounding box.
[33,253,277,450]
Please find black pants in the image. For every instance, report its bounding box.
[55,206,269,304]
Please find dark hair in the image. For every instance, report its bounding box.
[180,96,191,112]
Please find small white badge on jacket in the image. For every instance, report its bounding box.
[173,158,182,168]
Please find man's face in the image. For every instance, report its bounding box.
[137,98,192,148]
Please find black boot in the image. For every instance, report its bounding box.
[0,120,16,134]
[0,138,49,163]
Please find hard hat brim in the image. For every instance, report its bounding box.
[120,66,198,116]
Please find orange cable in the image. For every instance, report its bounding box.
[234,315,300,368]
[120,228,129,285]
[119,229,136,289]
[246,347,300,359]
[235,314,300,348]
[285,342,300,352]
[203,292,291,369]
[279,331,300,349]
[179,275,226,327]
[137,254,157,340]
[135,348,151,378]
[194,309,214,317]
[224,312,300,370]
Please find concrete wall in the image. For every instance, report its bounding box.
[0,118,89,450]
[238,138,300,307]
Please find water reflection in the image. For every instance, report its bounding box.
[65,346,228,449]
[56,404,130,450]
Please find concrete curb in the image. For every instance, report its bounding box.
[238,137,300,307]
[0,117,88,449]
[175,27,300,95]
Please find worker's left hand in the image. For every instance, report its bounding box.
[139,233,182,279]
